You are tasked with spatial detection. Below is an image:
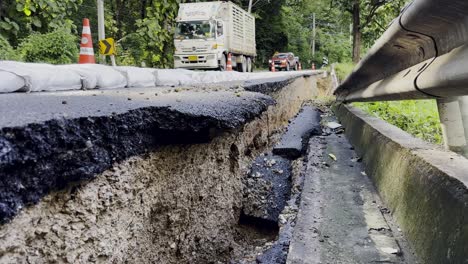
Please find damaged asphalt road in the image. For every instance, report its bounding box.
[0,87,274,223]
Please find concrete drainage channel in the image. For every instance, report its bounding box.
[0,73,321,263]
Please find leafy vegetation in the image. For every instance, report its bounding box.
[331,0,408,63]
[19,29,78,64]
[0,35,21,60]
[133,1,178,67]
[0,0,81,46]
[353,100,443,144]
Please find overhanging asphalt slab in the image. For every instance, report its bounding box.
[0,70,320,223]
[0,86,277,223]
[0,87,272,128]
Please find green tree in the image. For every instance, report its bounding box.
[134,0,179,67]
[331,0,407,63]
[0,0,82,46]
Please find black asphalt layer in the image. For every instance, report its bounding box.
[273,106,322,159]
[0,88,272,128]
[244,74,312,94]
[256,223,294,264]
[0,87,275,223]
[242,153,292,223]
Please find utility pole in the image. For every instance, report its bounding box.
[312,13,316,57]
[97,0,106,64]
[248,0,253,13]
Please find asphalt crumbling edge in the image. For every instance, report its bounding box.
[244,74,314,95]
[0,91,276,223]
[335,103,468,264]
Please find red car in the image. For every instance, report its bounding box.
[269,52,299,71]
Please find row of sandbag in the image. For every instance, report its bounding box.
[0,61,159,93]
[0,61,311,93]
[156,68,309,86]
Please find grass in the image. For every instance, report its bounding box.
[334,62,355,81]
[353,100,443,145]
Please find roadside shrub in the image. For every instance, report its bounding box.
[0,35,21,61]
[335,62,355,82]
[353,100,443,144]
[18,29,78,64]
[116,33,147,67]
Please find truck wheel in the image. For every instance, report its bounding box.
[247,57,253,72]
[219,54,227,71]
[237,55,247,73]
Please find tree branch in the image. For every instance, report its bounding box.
[361,1,387,29]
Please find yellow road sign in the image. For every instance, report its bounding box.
[99,38,116,55]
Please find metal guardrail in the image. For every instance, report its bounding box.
[334,0,468,102]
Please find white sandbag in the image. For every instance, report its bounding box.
[155,69,194,86]
[155,69,260,86]
[0,61,82,92]
[114,66,157,88]
[0,70,26,93]
[64,64,127,89]
[58,64,98,89]
[197,71,247,83]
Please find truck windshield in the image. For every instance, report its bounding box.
[175,21,215,40]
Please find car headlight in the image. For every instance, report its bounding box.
[174,56,181,61]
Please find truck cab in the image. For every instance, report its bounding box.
[174,18,226,70]
[174,2,256,72]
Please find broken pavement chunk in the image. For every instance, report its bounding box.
[273,106,322,159]
[242,153,292,223]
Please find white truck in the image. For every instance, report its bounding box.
[174,1,256,72]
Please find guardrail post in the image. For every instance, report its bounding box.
[458,96,468,152]
[437,98,468,156]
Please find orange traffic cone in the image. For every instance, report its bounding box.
[271,61,276,72]
[227,53,233,71]
[312,63,316,70]
[79,18,95,64]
